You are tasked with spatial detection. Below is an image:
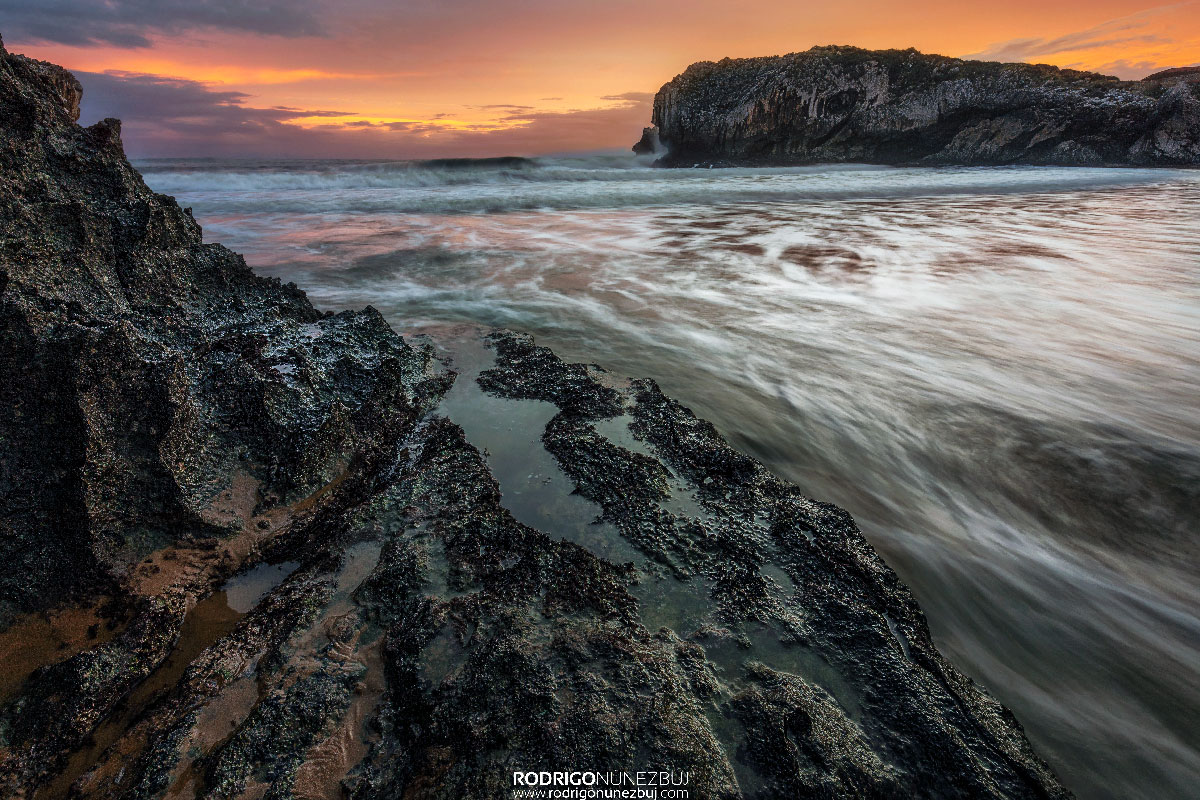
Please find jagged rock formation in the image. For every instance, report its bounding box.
[633,46,1200,166]
[0,37,1071,799]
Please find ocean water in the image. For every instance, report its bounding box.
[138,156,1200,800]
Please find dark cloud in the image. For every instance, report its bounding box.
[79,71,251,121]
[0,0,324,48]
[76,70,354,155]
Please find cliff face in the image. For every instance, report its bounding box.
[1,38,1071,799]
[634,46,1200,166]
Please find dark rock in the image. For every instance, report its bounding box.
[635,45,1200,166]
[0,38,441,621]
[632,125,662,155]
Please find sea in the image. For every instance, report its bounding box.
[136,155,1200,800]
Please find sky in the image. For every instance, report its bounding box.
[2,0,1197,159]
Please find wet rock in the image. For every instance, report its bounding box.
[476,330,1070,798]
[635,45,1200,166]
[1,596,184,789]
[205,671,355,799]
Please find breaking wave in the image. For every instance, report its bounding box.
[135,156,1185,215]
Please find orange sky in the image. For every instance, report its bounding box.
[5,0,1198,157]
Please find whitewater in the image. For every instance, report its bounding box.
[139,156,1200,800]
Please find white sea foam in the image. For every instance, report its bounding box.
[137,156,1183,215]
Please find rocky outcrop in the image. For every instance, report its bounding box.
[634,45,1200,166]
[0,36,442,623]
[1144,66,1200,86]
[0,37,1070,798]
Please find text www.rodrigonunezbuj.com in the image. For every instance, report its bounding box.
[510,771,690,799]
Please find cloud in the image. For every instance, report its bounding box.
[1080,59,1164,80]
[472,104,536,112]
[75,70,358,154]
[963,3,1189,63]
[436,93,653,155]
[600,92,655,102]
[272,106,358,117]
[967,34,1166,64]
[0,0,324,48]
[73,69,654,158]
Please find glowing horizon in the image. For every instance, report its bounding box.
[4,0,1197,158]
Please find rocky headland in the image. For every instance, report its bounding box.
[1,38,1070,799]
[633,46,1200,166]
